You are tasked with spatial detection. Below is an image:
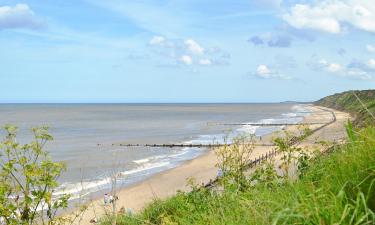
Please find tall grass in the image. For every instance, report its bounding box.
[100,126,375,225]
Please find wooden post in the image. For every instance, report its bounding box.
[111,176,117,225]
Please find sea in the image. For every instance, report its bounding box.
[0,103,310,202]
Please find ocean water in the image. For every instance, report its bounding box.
[0,103,310,201]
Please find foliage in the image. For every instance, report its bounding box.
[215,135,255,190]
[273,131,302,178]
[315,89,375,127]
[0,125,70,225]
[296,149,315,179]
[272,125,312,179]
[249,160,281,188]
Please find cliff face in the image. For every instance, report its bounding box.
[315,90,375,127]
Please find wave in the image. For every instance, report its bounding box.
[57,149,205,201]
[282,112,298,118]
[55,160,174,201]
[234,104,311,138]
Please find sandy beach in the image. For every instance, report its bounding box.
[66,105,351,224]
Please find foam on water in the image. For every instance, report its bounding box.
[55,148,206,201]
[56,160,175,201]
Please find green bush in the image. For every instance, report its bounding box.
[0,125,70,225]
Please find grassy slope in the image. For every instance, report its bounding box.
[101,127,375,225]
[315,89,375,127]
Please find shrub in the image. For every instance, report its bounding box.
[0,125,70,225]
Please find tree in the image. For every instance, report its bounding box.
[0,125,70,225]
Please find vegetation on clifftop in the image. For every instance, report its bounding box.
[315,89,375,127]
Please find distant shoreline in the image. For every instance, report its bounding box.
[0,101,312,105]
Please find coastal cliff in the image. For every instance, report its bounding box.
[315,89,375,127]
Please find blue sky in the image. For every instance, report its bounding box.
[0,0,374,103]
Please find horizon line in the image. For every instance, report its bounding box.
[0,101,313,104]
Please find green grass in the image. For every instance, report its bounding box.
[315,89,375,127]
[101,126,375,225]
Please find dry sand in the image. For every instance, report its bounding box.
[66,105,350,224]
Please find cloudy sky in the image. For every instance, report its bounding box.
[0,0,374,103]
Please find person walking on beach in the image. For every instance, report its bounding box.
[218,168,223,178]
[104,193,109,205]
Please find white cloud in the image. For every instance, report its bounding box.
[255,64,292,80]
[346,70,372,80]
[367,44,375,53]
[185,39,204,55]
[180,55,193,65]
[367,59,375,69]
[283,1,375,34]
[149,36,165,45]
[310,58,372,80]
[315,59,344,73]
[148,36,229,67]
[326,63,343,73]
[257,64,272,77]
[283,4,341,34]
[199,59,212,66]
[0,4,44,30]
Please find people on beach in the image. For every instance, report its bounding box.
[218,168,223,178]
[104,193,109,205]
[104,193,119,206]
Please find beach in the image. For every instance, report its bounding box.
[0,103,306,201]
[67,105,351,224]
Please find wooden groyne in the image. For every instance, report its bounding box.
[204,107,337,189]
[106,143,276,148]
[100,107,336,150]
[219,122,325,126]
[204,148,279,189]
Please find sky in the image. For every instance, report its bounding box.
[0,0,374,103]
